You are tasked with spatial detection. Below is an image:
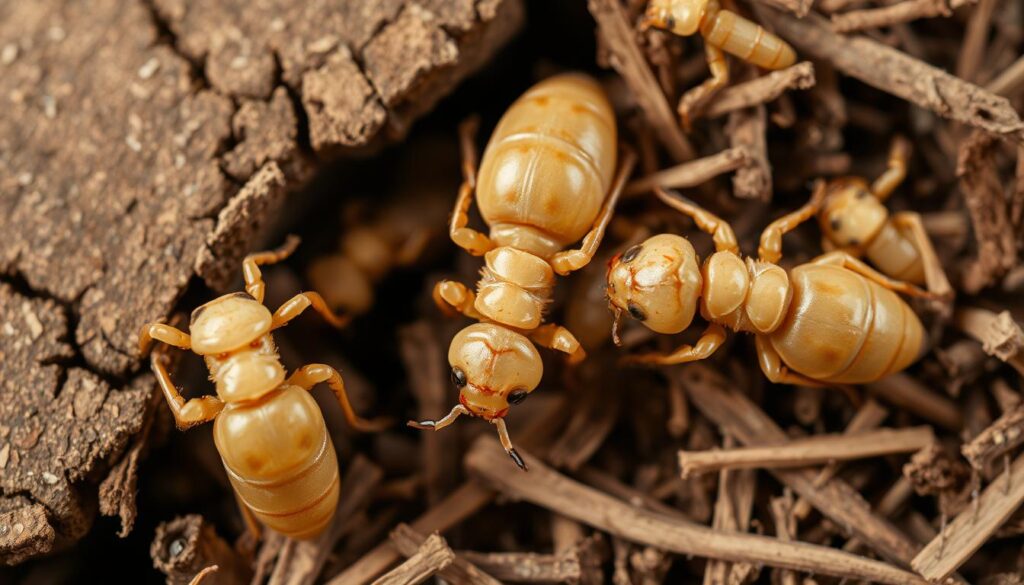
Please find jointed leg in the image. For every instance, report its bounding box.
[529,323,586,365]
[551,150,638,275]
[755,336,827,388]
[758,181,827,263]
[432,280,485,320]
[272,292,350,330]
[891,212,954,301]
[871,135,911,201]
[492,417,527,471]
[678,44,729,130]
[623,323,727,366]
[243,235,300,304]
[151,350,224,430]
[449,117,494,256]
[138,322,191,356]
[811,251,935,299]
[407,404,470,431]
[654,187,739,254]
[287,364,390,432]
[233,491,262,545]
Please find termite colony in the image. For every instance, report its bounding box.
[107,1,1024,582]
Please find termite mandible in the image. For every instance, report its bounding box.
[409,73,637,470]
[139,237,388,540]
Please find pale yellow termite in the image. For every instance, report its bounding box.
[607,186,937,386]
[642,0,797,126]
[408,73,637,469]
[818,136,953,301]
[139,237,388,540]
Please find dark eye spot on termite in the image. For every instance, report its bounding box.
[665,15,676,28]
[858,190,871,199]
[451,366,467,389]
[627,302,646,321]
[508,389,528,405]
[848,238,860,246]
[830,218,842,232]
[622,245,642,263]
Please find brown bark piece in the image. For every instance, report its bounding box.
[0,0,521,564]
[0,283,151,564]
[155,0,523,154]
[0,503,55,566]
[194,163,289,292]
[728,105,772,201]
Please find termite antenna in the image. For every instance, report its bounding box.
[492,417,528,471]
[611,305,624,346]
[407,404,470,431]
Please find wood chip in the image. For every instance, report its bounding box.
[150,515,252,585]
[955,308,1024,376]
[390,524,501,585]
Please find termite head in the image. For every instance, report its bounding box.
[189,293,285,402]
[447,323,543,420]
[606,234,703,335]
[642,0,707,36]
[408,323,541,470]
[819,178,889,250]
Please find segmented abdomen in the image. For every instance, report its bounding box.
[214,386,340,540]
[476,73,617,247]
[701,10,796,70]
[769,264,924,384]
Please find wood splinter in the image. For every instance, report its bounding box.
[389,524,501,585]
[625,148,751,196]
[678,426,934,478]
[704,61,816,119]
[955,307,1024,376]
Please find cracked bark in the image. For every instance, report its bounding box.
[0,0,521,563]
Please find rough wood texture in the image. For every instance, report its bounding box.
[0,0,521,562]
[150,515,252,585]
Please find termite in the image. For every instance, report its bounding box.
[408,73,637,470]
[818,136,953,302]
[642,0,797,127]
[607,185,937,385]
[139,237,388,540]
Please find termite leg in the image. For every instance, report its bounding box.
[891,212,954,302]
[755,336,829,388]
[871,135,911,201]
[139,322,191,356]
[233,489,262,546]
[654,187,739,254]
[151,349,224,430]
[407,404,470,431]
[551,149,637,275]
[188,565,220,585]
[242,235,300,304]
[492,417,527,471]
[287,364,391,432]
[529,323,586,365]
[271,292,350,330]
[449,116,494,256]
[432,280,485,320]
[623,323,727,366]
[758,180,827,263]
[810,251,935,299]
[677,43,729,130]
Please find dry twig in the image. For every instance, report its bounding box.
[866,373,964,432]
[459,550,583,583]
[390,524,501,585]
[466,437,927,585]
[679,427,933,478]
[728,104,772,201]
[625,148,751,196]
[371,533,455,585]
[758,9,1024,143]
[955,308,1024,375]
[911,452,1024,581]
[830,0,957,34]
[962,402,1024,473]
[704,62,816,119]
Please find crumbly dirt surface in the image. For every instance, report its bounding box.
[0,0,521,563]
